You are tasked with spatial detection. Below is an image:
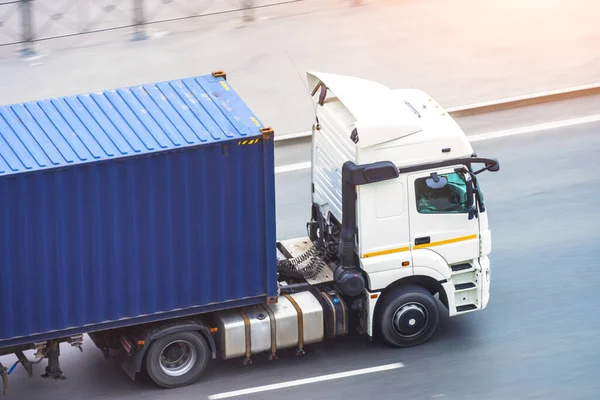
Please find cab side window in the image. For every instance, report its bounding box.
[415,172,469,214]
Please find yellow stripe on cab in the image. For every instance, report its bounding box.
[363,246,410,258]
[362,234,478,258]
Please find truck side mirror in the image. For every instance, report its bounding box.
[426,172,448,189]
[471,158,500,174]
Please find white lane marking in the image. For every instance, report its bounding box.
[274,161,311,174]
[274,113,600,174]
[468,113,600,142]
[274,129,313,141]
[207,362,404,399]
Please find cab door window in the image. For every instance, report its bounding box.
[414,172,469,214]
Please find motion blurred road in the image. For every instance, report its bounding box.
[1,105,599,399]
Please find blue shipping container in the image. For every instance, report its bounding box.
[0,73,277,348]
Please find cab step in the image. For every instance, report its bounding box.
[456,304,478,312]
[451,263,472,272]
[451,263,475,275]
[454,282,476,291]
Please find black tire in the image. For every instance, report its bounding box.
[144,330,209,389]
[376,284,439,348]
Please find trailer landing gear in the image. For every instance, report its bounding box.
[1,337,81,394]
[1,363,8,397]
[41,342,66,381]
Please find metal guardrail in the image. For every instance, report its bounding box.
[0,0,300,55]
[273,83,600,142]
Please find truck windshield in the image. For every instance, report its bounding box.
[415,172,469,214]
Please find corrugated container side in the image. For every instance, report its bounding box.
[0,136,277,347]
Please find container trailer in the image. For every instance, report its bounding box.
[0,71,500,395]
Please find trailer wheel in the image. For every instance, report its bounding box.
[144,331,209,389]
[377,284,439,348]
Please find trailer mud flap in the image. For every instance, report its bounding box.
[120,354,138,381]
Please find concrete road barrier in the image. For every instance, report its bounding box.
[446,82,600,117]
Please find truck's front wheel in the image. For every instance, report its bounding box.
[144,331,210,389]
[377,284,439,348]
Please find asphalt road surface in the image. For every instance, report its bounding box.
[2,118,599,399]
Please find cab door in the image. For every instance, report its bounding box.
[407,166,480,265]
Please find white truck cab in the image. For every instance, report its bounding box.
[305,72,499,347]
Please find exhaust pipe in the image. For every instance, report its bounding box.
[334,160,399,297]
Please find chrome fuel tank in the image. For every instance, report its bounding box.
[214,290,324,360]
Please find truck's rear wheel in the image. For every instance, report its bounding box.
[144,331,209,389]
[377,284,439,348]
